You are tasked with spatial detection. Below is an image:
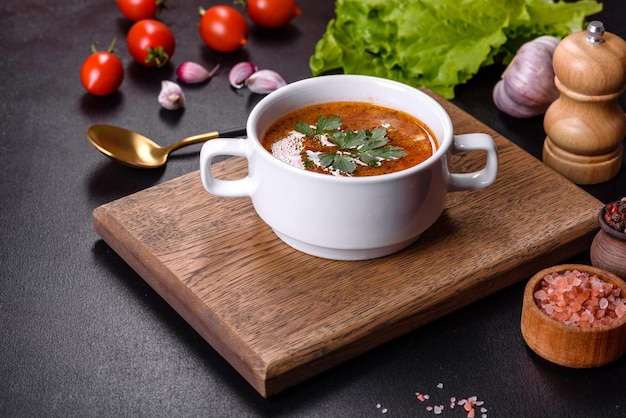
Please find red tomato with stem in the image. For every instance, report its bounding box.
[80,39,124,96]
[245,0,301,29]
[116,0,164,21]
[127,19,176,67]
[199,6,248,53]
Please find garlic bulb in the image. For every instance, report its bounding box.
[158,80,185,110]
[493,36,560,118]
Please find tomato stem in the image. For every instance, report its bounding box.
[90,37,117,54]
[145,46,169,68]
[106,38,117,53]
[156,0,168,18]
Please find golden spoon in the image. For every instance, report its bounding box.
[86,124,246,168]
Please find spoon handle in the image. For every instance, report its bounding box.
[166,127,247,152]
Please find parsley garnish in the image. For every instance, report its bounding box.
[295,115,407,175]
[295,115,341,138]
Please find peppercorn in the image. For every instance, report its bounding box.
[603,198,626,233]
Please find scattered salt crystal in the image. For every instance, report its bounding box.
[414,388,488,417]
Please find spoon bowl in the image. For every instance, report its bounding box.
[86,124,246,168]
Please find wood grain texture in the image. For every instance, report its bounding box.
[93,91,603,397]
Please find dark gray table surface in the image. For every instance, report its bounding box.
[2,1,625,416]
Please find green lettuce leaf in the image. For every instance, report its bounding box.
[310,0,602,99]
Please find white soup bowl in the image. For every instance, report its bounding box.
[200,75,498,260]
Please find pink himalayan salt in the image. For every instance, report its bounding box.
[534,269,626,327]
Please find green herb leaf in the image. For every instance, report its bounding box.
[357,136,388,152]
[362,146,408,163]
[295,120,315,137]
[315,115,341,134]
[370,127,387,142]
[331,154,357,174]
[358,152,380,167]
[331,129,367,149]
[303,157,315,169]
[318,152,336,168]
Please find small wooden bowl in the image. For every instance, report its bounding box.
[521,264,626,368]
[590,202,626,278]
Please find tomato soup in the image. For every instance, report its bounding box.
[261,102,437,177]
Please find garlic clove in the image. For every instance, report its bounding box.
[158,80,186,110]
[245,69,287,94]
[229,61,258,89]
[176,61,220,84]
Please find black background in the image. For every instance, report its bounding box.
[2,0,625,416]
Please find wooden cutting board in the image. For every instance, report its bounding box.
[92,91,602,398]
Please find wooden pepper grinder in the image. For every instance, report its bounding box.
[543,21,626,184]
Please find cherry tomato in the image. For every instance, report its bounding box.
[127,19,176,67]
[246,0,301,29]
[80,40,124,96]
[115,0,163,21]
[199,6,248,53]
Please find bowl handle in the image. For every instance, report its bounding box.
[447,133,498,192]
[199,138,251,197]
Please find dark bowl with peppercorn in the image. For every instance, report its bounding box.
[599,199,626,240]
[590,199,626,279]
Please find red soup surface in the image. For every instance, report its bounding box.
[261,101,437,177]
